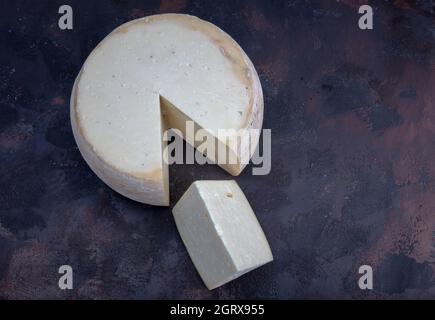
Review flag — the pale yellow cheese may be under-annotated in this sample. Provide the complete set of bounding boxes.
[70,14,263,206]
[172,180,273,290]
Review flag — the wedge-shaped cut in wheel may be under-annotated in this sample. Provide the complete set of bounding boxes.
[70,14,263,206]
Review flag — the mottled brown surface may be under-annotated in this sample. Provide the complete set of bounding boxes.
[0,0,434,299]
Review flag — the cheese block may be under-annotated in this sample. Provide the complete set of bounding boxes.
[172,180,273,290]
[70,14,263,206]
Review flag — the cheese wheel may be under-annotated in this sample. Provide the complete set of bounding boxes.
[70,14,263,206]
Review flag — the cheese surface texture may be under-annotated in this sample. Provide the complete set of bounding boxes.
[172,180,273,290]
[71,14,263,205]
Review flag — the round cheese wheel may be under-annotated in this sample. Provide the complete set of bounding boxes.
[70,14,263,206]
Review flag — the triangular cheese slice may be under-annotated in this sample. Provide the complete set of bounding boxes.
[70,14,263,206]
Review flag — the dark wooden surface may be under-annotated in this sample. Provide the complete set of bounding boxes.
[0,0,434,299]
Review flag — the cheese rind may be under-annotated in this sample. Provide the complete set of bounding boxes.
[71,14,263,206]
[172,180,273,290]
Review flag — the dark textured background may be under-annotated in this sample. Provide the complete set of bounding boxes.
[0,0,434,299]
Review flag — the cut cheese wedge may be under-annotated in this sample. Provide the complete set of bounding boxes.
[70,14,263,206]
[173,180,273,290]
